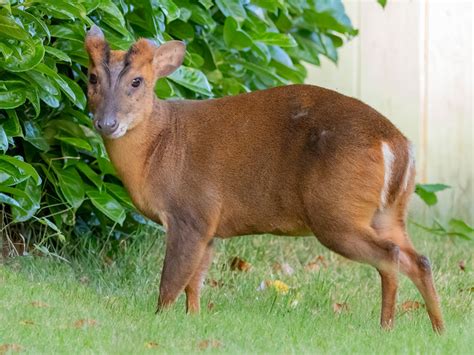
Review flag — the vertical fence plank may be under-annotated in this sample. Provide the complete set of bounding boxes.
[305,0,472,220]
[425,0,473,220]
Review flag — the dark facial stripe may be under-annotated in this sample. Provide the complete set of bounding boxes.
[115,46,136,87]
[102,43,111,85]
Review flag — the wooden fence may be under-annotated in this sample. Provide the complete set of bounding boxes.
[306,0,473,221]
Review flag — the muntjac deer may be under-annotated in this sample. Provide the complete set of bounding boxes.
[85,25,444,332]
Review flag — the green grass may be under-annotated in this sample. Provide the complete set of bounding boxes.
[1,228,473,354]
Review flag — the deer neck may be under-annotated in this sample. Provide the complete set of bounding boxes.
[103,99,169,200]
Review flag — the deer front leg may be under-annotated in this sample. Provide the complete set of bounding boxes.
[156,218,213,312]
[185,240,214,314]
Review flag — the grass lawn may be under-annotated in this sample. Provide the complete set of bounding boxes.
[1,227,473,354]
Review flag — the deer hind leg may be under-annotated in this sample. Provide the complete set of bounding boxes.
[185,240,214,314]
[312,222,401,329]
[399,247,444,333]
[373,207,444,333]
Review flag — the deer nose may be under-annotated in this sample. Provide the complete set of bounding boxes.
[95,117,118,136]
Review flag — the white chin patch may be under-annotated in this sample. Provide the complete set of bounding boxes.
[108,125,127,139]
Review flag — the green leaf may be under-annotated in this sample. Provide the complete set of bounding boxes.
[99,0,131,37]
[52,165,85,209]
[80,0,102,13]
[0,39,45,72]
[55,137,93,151]
[35,63,84,109]
[0,186,29,199]
[11,178,42,222]
[155,78,174,98]
[23,120,50,151]
[0,85,26,109]
[215,0,247,21]
[415,188,437,206]
[168,20,194,41]
[0,14,29,40]
[378,0,387,8]
[0,0,11,13]
[159,0,181,23]
[24,88,41,118]
[0,159,28,186]
[253,32,297,47]
[2,110,23,137]
[321,33,337,62]
[20,69,61,108]
[76,161,103,189]
[0,155,41,185]
[235,59,285,84]
[415,183,450,206]
[44,46,72,63]
[11,7,51,41]
[251,0,281,12]
[169,66,213,96]
[48,119,87,138]
[415,184,450,206]
[189,3,216,29]
[0,192,21,208]
[86,188,126,225]
[416,183,450,193]
[288,33,323,65]
[35,0,87,21]
[105,182,135,210]
[224,17,253,50]
[0,42,13,59]
[97,157,116,176]
[49,24,85,43]
[413,218,473,241]
[37,216,62,233]
[198,0,213,9]
[448,219,474,240]
[0,125,8,153]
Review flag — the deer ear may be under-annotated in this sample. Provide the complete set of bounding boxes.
[153,41,186,77]
[85,25,109,65]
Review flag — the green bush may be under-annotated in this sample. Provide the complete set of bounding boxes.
[0,0,357,242]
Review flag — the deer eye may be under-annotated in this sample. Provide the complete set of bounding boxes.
[89,73,98,85]
[131,77,142,88]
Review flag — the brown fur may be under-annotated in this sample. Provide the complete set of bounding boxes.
[85,27,444,333]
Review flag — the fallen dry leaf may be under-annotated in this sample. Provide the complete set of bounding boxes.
[273,262,294,276]
[144,342,159,349]
[400,300,424,312]
[103,256,114,266]
[304,255,328,272]
[19,320,35,326]
[0,344,23,353]
[207,302,215,310]
[230,257,251,272]
[73,319,98,328]
[458,260,466,271]
[198,339,222,350]
[207,279,223,288]
[79,275,90,284]
[332,302,350,314]
[30,301,49,308]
